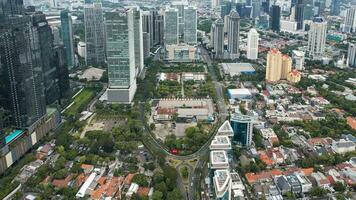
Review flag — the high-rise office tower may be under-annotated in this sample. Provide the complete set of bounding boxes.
[331,0,340,16]
[247,28,259,60]
[29,12,60,105]
[227,10,240,60]
[105,9,137,103]
[308,17,327,60]
[271,5,281,32]
[53,45,70,100]
[129,6,144,76]
[142,11,153,47]
[220,0,233,19]
[303,4,314,20]
[84,2,106,66]
[343,7,356,33]
[154,11,164,45]
[262,0,269,13]
[172,1,188,35]
[0,0,23,22]
[281,55,292,79]
[60,10,75,69]
[295,0,304,30]
[184,6,197,44]
[164,7,179,45]
[231,114,253,146]
[0,16,46,128]
[265,48,282,82]
[143,32,151,59]
[251,0,261,19]
[213,18,225,59]
[348,43,356,68]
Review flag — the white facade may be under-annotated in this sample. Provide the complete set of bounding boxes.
[210,136,232,150]
[292,50,305,70]
[213,170,232,200]
[280,20,298,33]
[77,42,86,58]
[348,43,356,68]
[343,6,356,33]
[247,28,259,60]
[308,17,327,60]
[210,150,229,169]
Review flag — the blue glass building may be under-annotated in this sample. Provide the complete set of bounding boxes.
[230,114,253,146]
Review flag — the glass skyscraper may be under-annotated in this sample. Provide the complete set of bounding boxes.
[184,6,197,44]
[106,9,137,103]
[270,5,281,32]
[164,7,179,45]
[230,114,253,146]
[60,10,75,69]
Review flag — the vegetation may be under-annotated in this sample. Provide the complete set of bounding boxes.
[180,166,189,179]
[165,124,211,155]
[157,80,181,98]
[297,151,356,168]
[64,87,99,117]
[197,18,213,33]
[132,174,149,187]
[160,64,205,73]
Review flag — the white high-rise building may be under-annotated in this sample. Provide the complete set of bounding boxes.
[308,17,327,60]
[213,18,225,59]
[247,28,259,60]
[184,6,197,44]
[343,6,356,33]
[211,0,221,9]
[227,9,240,60]
[164,7,179,45]
[292,50,305,70]
[348,43,356,68]
[84,3,106,66]
[105,9,137,103]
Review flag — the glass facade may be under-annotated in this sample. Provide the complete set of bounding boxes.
[230,114,253,146]
[164,8,179,45]
[60,10,75,68]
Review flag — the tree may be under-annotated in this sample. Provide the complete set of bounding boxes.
[180,167,189,179]
[152,191,164,200]
[167,188,183,200]
[333,182,346,192]
[132,174,149,187]
[310,187,327,197]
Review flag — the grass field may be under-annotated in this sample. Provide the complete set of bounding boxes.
[64,87,96,116]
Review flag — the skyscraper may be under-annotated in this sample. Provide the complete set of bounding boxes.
[172,1,188,35]
[60,10,75,69]
[271,5,281,32]
[348,43,356,68]
[251,0,261,19]
[262,0,270,13]
[142,11,153,47]
[84,2,106,66]
[29,12,60,105]
[154,11,164,45]
[164,7,179,45]
[0,16,46,128]
[129,6,144,76]
[247,28,259,60]
[184,6,197,44]
[143,32,151,59]
[294,0,304,30]
[227,10,240,60]
[265,48,282,82]
[230,114,253,146]
[105,9,137,103]
[213,18,225,59]
[343,7,356,33]
[308,17,327,60]
[330,0,340,16]
[303,4,314,20]
[0,0,23,22]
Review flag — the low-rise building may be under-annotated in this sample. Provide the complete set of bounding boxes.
[213,170,232,200]
[296,174,312,193]
[210,150,229,169]
[331,139,356,154]
[210,136,232,150]
[227,88,252,100]
[221,63,256,77]
[165,44,200,62]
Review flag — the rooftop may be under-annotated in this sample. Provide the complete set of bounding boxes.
[210,150,229,164]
